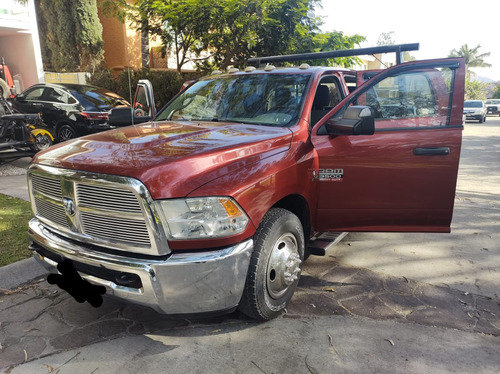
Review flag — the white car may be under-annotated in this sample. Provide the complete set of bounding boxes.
[463,100,487,123]
[485,99,500,116]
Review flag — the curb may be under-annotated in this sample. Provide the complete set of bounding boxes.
[0,257,48,291]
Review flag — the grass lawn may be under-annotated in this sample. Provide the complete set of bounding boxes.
[0,193,32,267]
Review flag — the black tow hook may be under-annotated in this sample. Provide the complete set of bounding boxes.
[47,259,106,308]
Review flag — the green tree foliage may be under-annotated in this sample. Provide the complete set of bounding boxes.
[492,83,500,99]
[449,44,491,80]
[449,44,492,101]
[117,0,365,72]
[35,0,104,72]
[465,79,490,100]
[89,68,200,108]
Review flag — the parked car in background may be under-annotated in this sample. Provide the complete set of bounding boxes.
[463,100,487,123]
[9,83,129,142]
[485,99,500,116]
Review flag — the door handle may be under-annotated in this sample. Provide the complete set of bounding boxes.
[413,147,450,156]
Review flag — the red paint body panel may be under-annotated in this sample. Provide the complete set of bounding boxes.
[312,127,462,232]
[33,120,293,199]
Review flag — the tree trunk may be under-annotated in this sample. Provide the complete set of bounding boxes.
[141,19,150,70]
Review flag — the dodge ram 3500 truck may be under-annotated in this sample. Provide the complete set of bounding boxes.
[27,44,466,320]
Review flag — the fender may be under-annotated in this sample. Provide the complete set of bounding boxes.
[30,128,54,141]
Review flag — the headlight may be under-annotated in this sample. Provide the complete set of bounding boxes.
[157,197,249,240]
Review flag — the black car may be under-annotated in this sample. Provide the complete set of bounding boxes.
[9,83,129,142]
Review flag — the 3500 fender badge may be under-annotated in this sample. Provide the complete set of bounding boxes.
[318,168,343,182]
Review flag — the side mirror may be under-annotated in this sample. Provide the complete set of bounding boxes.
[108,106,151,126]
[15,93,26,102]
[325,106,375,136]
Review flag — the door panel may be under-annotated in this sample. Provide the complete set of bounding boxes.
[311,58,465,233]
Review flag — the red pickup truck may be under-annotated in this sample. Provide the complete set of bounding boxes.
[27,44,465,320]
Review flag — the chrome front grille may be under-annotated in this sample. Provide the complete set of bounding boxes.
[76,183,143,213]
[80,211,151,245]
[28,165,169,256]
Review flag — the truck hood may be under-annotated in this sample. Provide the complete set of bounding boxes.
[34,121,293,198]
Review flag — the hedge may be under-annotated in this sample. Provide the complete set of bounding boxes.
[89,68,201,110]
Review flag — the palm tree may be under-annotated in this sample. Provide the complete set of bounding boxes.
[449,44,492,80]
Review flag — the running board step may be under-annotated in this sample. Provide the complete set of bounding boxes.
[307,232,348,256]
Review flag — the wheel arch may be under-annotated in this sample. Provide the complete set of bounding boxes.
[272,194,312,242]
[55,120,75,133]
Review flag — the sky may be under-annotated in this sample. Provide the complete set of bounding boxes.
[318,0,499,81]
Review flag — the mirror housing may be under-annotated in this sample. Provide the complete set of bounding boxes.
[15,93,26,102]
[325,106,375,136]
[108,106,151,127]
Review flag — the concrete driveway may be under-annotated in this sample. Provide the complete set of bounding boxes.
[1,119,499,373]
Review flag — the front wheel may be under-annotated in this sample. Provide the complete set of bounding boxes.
[239,208,304,320]
[30,133,53,152]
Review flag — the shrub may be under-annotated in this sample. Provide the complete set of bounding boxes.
[89,68,202,110]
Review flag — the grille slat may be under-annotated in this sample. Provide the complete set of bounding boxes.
[31,174,62,199]
[81,212,150,245]
[76,183,143,213]
[34,198,69,228]
[30,171,152,249]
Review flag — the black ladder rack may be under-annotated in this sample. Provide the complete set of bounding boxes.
[247,43,420,67]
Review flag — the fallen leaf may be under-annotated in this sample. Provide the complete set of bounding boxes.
[480,248,489,251]
[310,303,316,308]
[458,298,467,305]
[43,364,58,374]
[385,338,395,346]
[24,349,28,362]
[402,276,409,283]
[210,329,222,334]
[324,287,335,292]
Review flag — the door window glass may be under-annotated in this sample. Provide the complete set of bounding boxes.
[24,87,45,101]
[311,76,343,126]
[44,88,75,104]
[355,68,454,129]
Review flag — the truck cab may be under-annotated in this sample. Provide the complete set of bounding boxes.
[27,44,465,320]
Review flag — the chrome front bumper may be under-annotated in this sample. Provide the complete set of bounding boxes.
[29,218,253,315]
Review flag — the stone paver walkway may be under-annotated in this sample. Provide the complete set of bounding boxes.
[1,259,499,370]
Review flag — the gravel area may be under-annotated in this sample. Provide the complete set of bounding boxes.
[0,163,27,176]
[0,157,30,176]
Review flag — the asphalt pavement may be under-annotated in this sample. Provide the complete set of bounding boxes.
[1,120,499,373]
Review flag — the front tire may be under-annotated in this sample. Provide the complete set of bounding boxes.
[239,208,304,320]
[57,124,77,142]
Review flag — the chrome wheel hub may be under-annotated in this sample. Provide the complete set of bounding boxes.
[266,232,302,299]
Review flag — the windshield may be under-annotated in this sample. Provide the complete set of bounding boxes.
[156,73,311,127]
[485,99,500,105]
[464,101,483,108]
